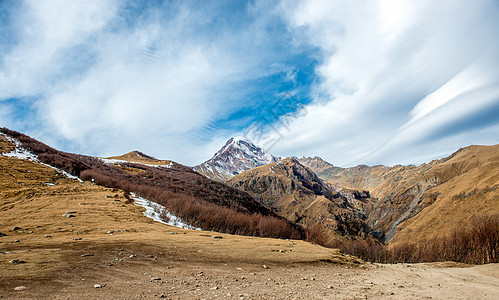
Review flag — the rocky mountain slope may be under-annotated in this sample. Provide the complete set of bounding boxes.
[298,156,344,179]
[301,145,499,244]
[194,137,279,181]
[227,157,373,239]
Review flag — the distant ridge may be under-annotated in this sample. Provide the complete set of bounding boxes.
[107,151,172,166]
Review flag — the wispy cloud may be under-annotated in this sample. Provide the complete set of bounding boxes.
[270,0,499,166]
[0,0,315,164]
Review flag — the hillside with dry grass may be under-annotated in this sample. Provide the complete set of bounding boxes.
[0,128,302,239]
[301,145,499,245]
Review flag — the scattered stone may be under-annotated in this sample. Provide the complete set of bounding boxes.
[62,214,74,218]
[328,285,334,289]
[151,277,161,281]
[45,234,51,238]
[236,267,243,271]
[14,286,27,291]
[210,286,219,290]
[10,259,27,264]
[106,231,113,234]
[81,253,94,257]
[169,232,177,234]
[212,236,223,239]
[74,238,82,241]
[129,254,136,258]
[12,226,21,231]
[263,265,269,269]
[0,232,7,237]
[15,240,20,243]
[94,284,102,288]
[66,211,76,214]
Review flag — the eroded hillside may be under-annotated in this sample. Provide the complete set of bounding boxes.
[302,145,499,244]
[228,158,373,240]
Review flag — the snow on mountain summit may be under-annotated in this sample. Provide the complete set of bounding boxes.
[194,137,280,181]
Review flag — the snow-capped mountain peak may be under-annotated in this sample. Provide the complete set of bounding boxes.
[194,137,279,181]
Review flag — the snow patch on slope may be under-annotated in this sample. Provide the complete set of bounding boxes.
[131,193,201,230]
[0,133,83,182]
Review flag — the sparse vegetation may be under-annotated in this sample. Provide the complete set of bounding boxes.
[307,215,499,264]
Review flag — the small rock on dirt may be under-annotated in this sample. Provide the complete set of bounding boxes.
[14,286,27,291]
[10,259,27,264]
[81,253,94,257]
[94,284,103,288]
[62,214,74,218]
[0,232,7,237]
[151,277,161,281]
[12,226,21,231]
[212,236,223,239]
[236,267,244,271]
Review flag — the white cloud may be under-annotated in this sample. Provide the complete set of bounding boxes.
[270,0,499,166]
[0,0,119,98]
[1,1,303,165]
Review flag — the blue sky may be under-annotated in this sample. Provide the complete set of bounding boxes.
[1,0,498,167]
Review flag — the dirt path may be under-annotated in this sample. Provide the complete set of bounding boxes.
[2,253,498,299]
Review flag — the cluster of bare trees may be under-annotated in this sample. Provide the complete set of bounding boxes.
[307,215,498,264]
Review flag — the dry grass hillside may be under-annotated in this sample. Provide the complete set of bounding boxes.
[388,145,499,246]
[107,151,173,166]
[303,145,498,244]
[228,158,373,240]
[0,128,302,239]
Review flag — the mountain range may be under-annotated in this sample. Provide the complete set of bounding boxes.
[197,136,498,246]
[1,127,498,248]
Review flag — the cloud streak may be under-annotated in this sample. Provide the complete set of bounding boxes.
[269,0,499,166]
